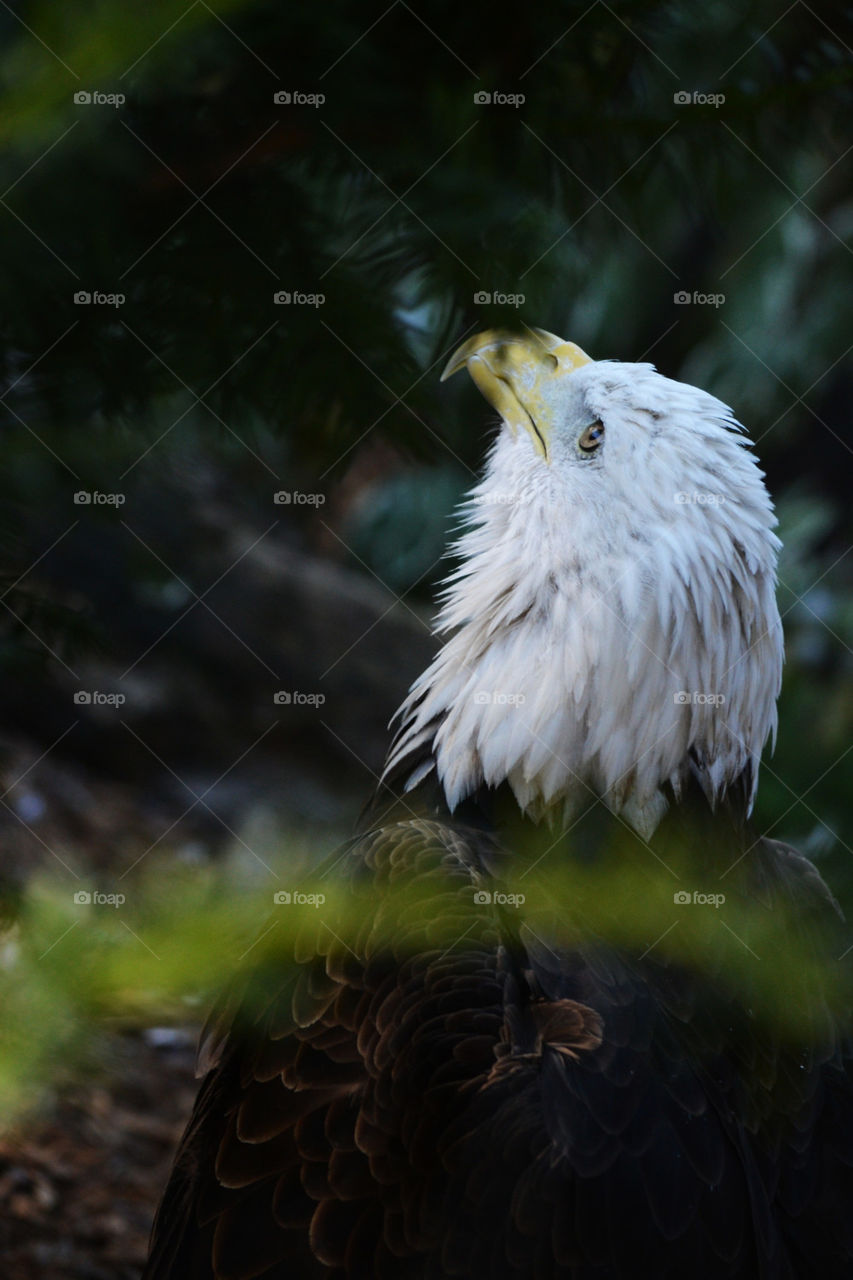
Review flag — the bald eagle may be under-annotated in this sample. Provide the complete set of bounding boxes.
[145,331,853,1279]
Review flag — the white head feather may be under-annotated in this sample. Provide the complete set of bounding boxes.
[383,331,783,839]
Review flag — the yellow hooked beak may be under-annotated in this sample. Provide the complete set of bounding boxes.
[440,327,593,460]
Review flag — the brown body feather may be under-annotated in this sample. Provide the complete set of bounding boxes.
[144,781,853,1279]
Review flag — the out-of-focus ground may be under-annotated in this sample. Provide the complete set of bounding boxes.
[0,1030,197,1280]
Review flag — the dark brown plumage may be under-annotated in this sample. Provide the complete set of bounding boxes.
[144,776,853,1279]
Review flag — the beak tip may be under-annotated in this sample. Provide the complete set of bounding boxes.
[439,352,471,382]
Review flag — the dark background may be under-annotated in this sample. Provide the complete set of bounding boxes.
[0,3,850,1274]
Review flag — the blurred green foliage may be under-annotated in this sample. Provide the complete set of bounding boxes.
[2,837,849,1120]
[0,0,850,1118]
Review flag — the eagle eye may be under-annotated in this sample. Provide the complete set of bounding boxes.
[578,419,605,453]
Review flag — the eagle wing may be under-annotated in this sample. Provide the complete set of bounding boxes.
[144,816,853,1280]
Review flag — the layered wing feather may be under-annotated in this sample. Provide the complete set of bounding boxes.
[145,803,853,1279]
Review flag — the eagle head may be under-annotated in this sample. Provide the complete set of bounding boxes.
[384,328,784,839]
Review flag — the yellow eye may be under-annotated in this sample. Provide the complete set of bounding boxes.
[578,419,605,453]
